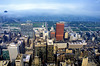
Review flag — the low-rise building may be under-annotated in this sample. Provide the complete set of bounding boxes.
[23,54,31,66]
[0,60,10,66]
[68,40,87,49]
[54,43,67,49]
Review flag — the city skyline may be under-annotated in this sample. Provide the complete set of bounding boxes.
[0,0,100,66]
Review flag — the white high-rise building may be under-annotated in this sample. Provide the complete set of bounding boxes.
[43,31,49,40]
[69,33,82,41]
[8,43,19,63]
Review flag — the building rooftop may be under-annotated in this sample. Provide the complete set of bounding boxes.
[0,60,10,66]
[16,54,23,60]
[21,23,33,26]
[47,39,53,45]
[68,40,87,45]
[23,54,31,62]
[57,22,65,24]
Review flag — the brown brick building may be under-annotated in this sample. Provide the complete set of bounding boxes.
[56,23,64,41]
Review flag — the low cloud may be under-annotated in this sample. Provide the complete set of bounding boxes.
[0,3,82,11]
[0,1,100,16]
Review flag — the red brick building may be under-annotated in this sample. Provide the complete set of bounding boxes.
[50,32,55,39]
[56,23,64,41]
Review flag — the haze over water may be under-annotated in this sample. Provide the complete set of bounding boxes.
[0,0,100,21]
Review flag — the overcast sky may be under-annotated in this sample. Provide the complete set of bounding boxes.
[0,0,100,16]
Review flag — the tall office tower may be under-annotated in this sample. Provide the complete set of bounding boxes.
[47,39,54,63]
[50,32,55,39]
[43,31,49,40]
[23,54,31,66]
[19,37,30,47]
[18,40,25,54]
[8,43,19,64]
[35,44,46,63]
[64,32,68,39]
[34,56,42,66]
[2,49,10,60]
[21,23,35,38]
[56,23,64,41]
[50,26,55,39]
[82,58,88,66]
[45,22,48,31]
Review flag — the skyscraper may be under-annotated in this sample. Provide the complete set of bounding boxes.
[50,32,55,39]
[47,39,54,63]
[64,32,68,39]
[8,43,19,65]
[15,54,24,66]
[56,23,64,41]
[50,26,55,39]
[2,49,10,60]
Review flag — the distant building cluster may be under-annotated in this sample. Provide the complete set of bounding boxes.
[0,21,100,66]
